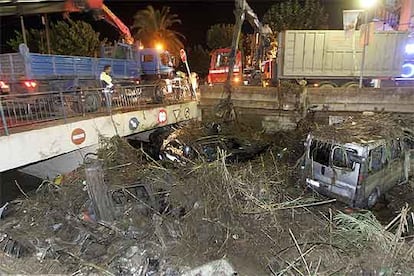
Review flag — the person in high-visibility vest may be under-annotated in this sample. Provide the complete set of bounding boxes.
[100,65,113,108]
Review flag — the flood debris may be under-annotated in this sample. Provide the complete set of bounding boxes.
[0,202,9,219]
[0,121,413,274]
[154,122,270,165]
[181,259,236,276]
[311,113,413,144]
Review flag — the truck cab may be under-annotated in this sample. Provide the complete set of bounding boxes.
[101,43,175,80]
[139,48,175,79]
[207,48,242,85]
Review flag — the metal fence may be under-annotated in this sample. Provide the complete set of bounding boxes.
[0,84,190,136]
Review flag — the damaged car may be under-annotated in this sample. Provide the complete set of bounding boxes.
[159,134,269,164]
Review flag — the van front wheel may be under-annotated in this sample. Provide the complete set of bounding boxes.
[366,189,379,209]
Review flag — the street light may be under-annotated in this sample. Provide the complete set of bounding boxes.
[155,43,164,52]
[360,0,377,9]
[359,0,377,88]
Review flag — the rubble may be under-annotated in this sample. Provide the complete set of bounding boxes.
[0,202,9,219]
[0,121,413,275]
[181,259,236,276]
[311,113,414,144]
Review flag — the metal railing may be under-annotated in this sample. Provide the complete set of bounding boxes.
[0,84,192,136]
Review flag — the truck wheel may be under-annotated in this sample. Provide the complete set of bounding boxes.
[342,82,359,89]
[366,188,379,209]
[319,82,337,89]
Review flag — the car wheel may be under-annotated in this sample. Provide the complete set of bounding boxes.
[366,188,379,209]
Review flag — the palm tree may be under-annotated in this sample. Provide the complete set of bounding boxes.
[132,6,185,55]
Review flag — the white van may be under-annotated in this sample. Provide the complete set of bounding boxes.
[302,134,412,208]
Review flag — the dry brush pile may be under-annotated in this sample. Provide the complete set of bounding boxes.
[311,113,414,144]
[1,122,414,275]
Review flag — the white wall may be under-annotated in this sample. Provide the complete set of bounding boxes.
[0,101,198,172]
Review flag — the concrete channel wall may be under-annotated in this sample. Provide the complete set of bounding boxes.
[199,85,414,132]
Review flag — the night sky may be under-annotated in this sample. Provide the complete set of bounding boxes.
[0,0,360,52]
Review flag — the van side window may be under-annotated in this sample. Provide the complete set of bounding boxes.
[369,146,384,173]
[310,141,331,167]
[332,147,357,169]
[390,140,401,160]
[332,148,348,168]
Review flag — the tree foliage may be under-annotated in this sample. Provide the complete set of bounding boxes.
[48,20,104,56]
[206,24,235,50]
[7,29,41,53]
[132,5,184,55]
[263,0,328,32]
[7,20,104,56]
[187,45,210,77]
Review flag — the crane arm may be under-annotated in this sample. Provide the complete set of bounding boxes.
[217,0,272,121]
[64,0,134,44]
[244,2,272,37]
[244,4,272,70]
[101,4,134,44]
[64,0,103,13]
[225,0,271,93]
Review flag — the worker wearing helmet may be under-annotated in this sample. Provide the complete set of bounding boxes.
[100,65,113,108]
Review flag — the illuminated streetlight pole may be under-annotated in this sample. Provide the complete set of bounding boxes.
[359,0,377,88]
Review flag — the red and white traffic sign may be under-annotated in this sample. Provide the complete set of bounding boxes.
[180,49,187,63]
[158,109,167,124]
[71,128,86,145]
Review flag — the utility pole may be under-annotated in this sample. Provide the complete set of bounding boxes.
[42,14,51,54]
[359,11,369,88]
[20,16,27,45]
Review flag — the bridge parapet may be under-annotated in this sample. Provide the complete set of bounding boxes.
[0,84,166,136]
[0,89,198,172]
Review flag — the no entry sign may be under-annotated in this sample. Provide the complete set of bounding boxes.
[158,109,167,124]
[180,49,187,63]
[71,128,86,145]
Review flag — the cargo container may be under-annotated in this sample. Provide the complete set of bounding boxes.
[276,30,408,87]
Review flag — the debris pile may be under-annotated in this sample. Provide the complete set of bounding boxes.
[312,113,414,144]
[0,122,413,275]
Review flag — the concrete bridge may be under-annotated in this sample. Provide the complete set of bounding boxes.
[0,88,199,186]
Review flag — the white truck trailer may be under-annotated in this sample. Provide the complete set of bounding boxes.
[276,30,408,87]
